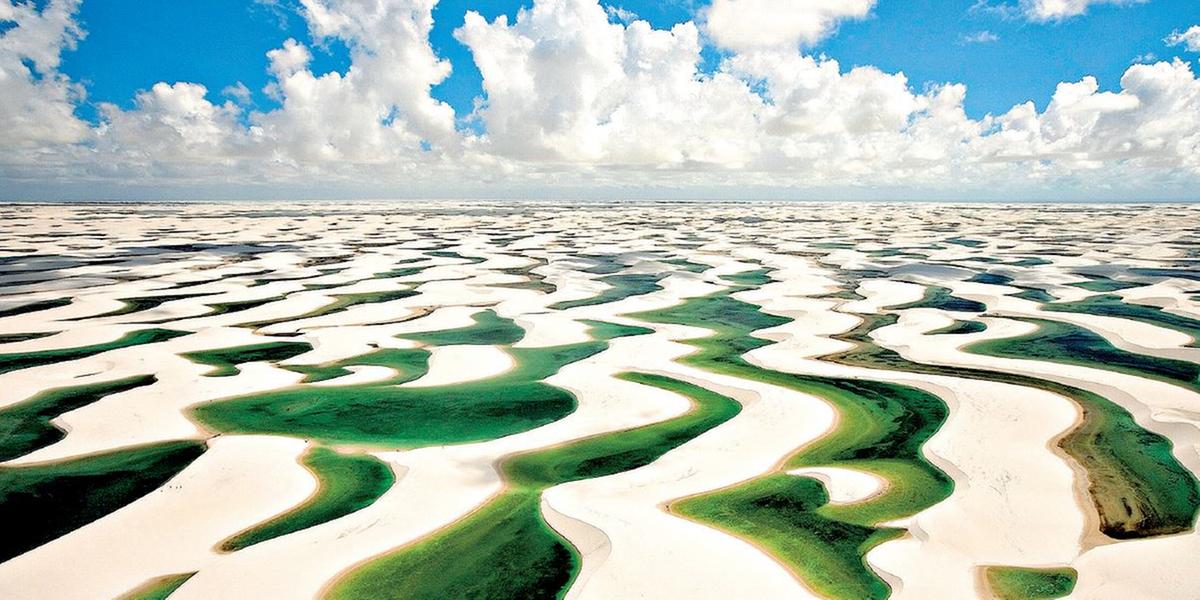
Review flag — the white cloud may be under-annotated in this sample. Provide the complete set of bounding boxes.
[447,0,1200,191]
[604,4,637,23]
[704,0,875,51]
[73,0,462,183]
[1020,0,1144,22]
[455,0,763,166]
[977,60,1200,177]
[0,0,89,149]
[2,0,1200,199]
[94,82,249,172]
[1167,25,1200,53]
[221,82,253,103]
[281,0,459,153]
[969,1,1022,20]
[725,50,983,183]
[961,30,1000,44]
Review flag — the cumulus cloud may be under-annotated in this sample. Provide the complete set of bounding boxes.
[0,0,89,149]
[1167,25,1200,53]
[1,0,1199,199]
[452,0,1199,189]
[251,0,459,164]
[725,50,984,184]
[60,0,462,184]
[221,82,253,104]
[704,0,875,51]
[455,0,762,166]
[301,0,456,146]
[977,60,1200,178]
[604,4,637,23]
[96,82,248,166]
[1020,0,1144,22]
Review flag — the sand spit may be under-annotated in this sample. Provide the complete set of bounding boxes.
[403,345,514,387]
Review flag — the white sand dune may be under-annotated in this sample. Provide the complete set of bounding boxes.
[539,281,834,600]
[546,364,830,599]
[2,328,306,465]
[879,311,1200,480]
[844,279,928,314]
[1070,531,1200,599]
[169,336,697,599]
[403,345,514,387]
[945,280,1200,362]
[787,467,888,505]
[741,284,1086,598]
[0,436,315,600]
[2,202,1198,600]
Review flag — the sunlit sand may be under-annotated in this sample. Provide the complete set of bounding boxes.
[0,202,1198,600]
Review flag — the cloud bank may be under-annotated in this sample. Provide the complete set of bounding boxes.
[1,0,1198,200]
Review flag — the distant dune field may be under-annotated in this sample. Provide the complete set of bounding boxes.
[0,201,1198,600]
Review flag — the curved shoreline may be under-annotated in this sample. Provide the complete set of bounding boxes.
[824,308,1200,542]
[626,275,954,600]
[322,371,742,600]
[218,447,394,553]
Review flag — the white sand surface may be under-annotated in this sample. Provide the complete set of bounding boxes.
[945,280,1200,362]
[742,284,1086,598]
[2,327,306,464]
[844,279,927,314]
[1070,531,1200,599]
[0,436,315,600]
[170,335,699,599]
[3,203,1199,599]
[404,345,514,387]
[787,467,889,505]
[510,311,595,347]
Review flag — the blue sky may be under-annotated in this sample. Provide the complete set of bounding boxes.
[59,0,708,126]
[4,0,1200,200]
[59,0,1200,124]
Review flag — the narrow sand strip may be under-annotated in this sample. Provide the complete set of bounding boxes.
[787,467,889,505]
[310,365,398,387]
[945,280,1200,362]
